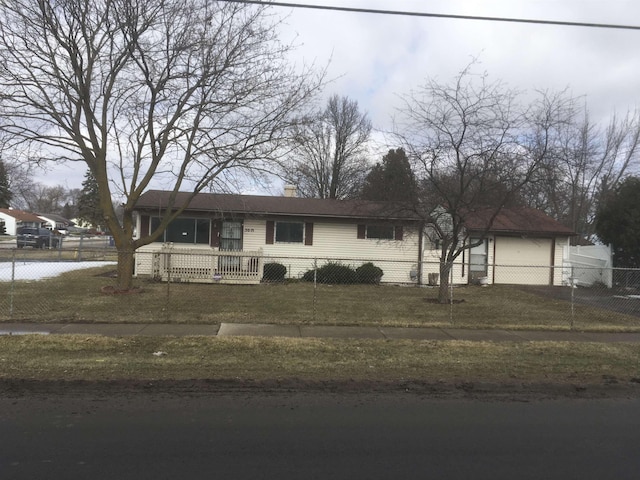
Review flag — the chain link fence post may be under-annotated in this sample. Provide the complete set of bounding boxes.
[313,258,318,323]
[449,265,454,325]
[570,265,575,330]
[77,234,84,261]
[9,249,16,320]
[165,251,172,322]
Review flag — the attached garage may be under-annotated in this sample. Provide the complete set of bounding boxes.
[493,236,553,285]
[463,207,575,286]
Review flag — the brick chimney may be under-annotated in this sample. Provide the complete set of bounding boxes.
[283,185,297,198]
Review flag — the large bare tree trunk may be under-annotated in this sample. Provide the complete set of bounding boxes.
[116,248,135,292]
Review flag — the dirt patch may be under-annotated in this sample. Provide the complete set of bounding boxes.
[2,378,639,402]
[95,269,118,278]
[100,285,144,294]
[424,298,465,304]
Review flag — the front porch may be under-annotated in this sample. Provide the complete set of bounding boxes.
[139,245,264,285]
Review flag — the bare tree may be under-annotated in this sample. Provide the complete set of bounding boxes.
[282,94,372,199]
[396,65,559,303]
[0,0,320,290]
[521,94,640,242]
[22,184,76,215]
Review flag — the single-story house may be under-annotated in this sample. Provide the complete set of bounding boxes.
[133,190,574,286]
[133,189,422,284]
[37,213,73,232]
[0,208,46,235]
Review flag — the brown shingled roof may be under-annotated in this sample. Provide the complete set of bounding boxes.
[135,190,418,221]
[0,208,45,223]
[464,207,575,236]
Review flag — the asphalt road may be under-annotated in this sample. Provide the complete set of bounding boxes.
[2,389,639,480]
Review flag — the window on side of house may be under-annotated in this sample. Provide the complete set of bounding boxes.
[366,225,395,240]
[275,221,304,243]
[358,224,404,241]
[151,217,210,244]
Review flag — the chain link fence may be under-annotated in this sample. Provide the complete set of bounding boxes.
[1,247,639,330]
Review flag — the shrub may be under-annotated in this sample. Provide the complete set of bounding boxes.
[356,262,384,284]
[262,262,287,282]
[302,262,357,284]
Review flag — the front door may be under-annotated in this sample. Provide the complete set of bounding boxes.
[469,238,488,281]
[219,221,243,272]
[220,221,242,251]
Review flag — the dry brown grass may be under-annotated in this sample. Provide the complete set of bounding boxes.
[1,335,639,384]
[0,265,639,331]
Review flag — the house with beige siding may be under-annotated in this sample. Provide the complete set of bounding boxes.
[132,190,574,286]
[133,190,422,284]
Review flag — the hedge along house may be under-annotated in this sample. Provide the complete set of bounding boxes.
[422,207,576,287]
[133,189,423,284]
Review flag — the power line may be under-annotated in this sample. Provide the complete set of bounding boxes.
[221,0,640,30]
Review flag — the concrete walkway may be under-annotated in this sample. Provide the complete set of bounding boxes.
[2,322,640,343]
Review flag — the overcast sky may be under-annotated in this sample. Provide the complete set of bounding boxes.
[37,0,640,193]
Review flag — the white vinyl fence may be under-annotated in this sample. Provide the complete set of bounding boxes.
[563,244,613,288]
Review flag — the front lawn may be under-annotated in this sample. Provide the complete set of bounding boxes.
[1,265,639,331]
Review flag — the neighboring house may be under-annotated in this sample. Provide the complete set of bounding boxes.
[133,189,422,284]
[0,208,46,235]
[133,190,574,286]
[37,213,73,232]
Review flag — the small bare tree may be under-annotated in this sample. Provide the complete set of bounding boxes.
[396,65,560,303]
[0,0,321,290]
[282,94,372,199]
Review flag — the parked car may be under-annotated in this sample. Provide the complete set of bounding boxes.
[16,227,62,249]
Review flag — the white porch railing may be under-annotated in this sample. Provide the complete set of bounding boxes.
[151,246,264,284]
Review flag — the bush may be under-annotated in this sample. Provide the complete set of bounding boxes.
[302,262,357,284]
[356,262,384,284]
[262,262,287,282]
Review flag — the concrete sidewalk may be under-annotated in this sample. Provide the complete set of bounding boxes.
[2,322,640,343]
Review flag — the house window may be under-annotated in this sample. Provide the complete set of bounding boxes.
[366,225,395,240]
[275,221,304,243]
[358,224,404,241]
[151,217,210,244]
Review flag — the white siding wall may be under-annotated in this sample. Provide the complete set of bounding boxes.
[244,219,421,284]
[421,247,467,285]
[0,215,18,235]
[135,218,421,284]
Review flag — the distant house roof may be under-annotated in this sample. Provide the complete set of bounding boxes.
[37,213,73,225]
[0,208,45,223]
[464,207,575,236]
[135,190,419,221]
